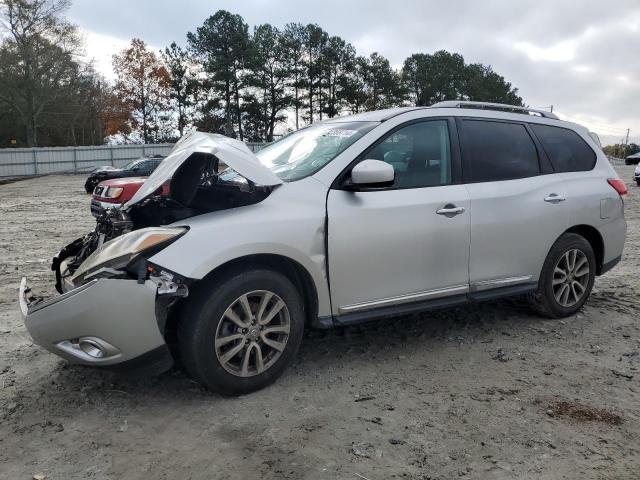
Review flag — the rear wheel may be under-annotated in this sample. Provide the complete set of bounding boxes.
[178,268,304,395]
[529,233,596,318]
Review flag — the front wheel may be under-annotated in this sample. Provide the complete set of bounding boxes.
[178,268,305,395]
[528,233,596,318]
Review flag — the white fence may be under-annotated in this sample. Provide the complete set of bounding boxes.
[0,142,267,178]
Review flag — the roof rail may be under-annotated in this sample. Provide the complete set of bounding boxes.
[431,100,559,120]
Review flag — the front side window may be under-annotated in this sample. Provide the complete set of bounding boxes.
[530,124,596,172]
[459,120,540,182]
[255,121,377,182]
[361,120,452,189]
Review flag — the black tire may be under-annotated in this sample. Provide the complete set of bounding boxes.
[178,267,305,395]
[528,233,596,318]
[636,179,640,187]
[85,179,97,193]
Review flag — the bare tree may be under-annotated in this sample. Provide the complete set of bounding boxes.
[0,0,81,146]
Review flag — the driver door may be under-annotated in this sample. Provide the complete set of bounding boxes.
[327,119,470,317]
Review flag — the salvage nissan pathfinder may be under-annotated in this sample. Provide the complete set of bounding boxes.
[20,101,627,394]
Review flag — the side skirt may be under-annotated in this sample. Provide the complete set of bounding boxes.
[320,283,537,329]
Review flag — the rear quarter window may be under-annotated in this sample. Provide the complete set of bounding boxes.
[530,124,596,172]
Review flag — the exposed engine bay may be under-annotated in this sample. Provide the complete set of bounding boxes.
[52,152,275,293]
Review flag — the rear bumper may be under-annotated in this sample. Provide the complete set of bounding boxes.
[20,277,172,375]
[597,212,626,271]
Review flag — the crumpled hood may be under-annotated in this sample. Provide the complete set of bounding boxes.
[124,132,281,207]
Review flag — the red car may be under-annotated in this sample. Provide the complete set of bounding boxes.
[91,177,169,217]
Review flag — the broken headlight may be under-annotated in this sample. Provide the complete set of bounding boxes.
[70,227,187,285]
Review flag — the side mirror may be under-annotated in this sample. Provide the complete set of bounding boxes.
[349,159,394,188]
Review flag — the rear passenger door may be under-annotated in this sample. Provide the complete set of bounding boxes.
[528,122,608,224]
[458,118,569,291]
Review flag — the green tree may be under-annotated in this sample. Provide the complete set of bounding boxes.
[602,143,639,158]
[363,52,404,110]
[187,10,250,140]
[320,35,356,118]
[282,22,306,130]
[244,24,292,142]
[401,50,522,106]
[303,24,328,123]
[341,55,370,114]
[463,63,522,105]
[162,41,198,137]
[402,50,465,106]
[402,53,430,106]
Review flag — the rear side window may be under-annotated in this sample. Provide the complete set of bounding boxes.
[459,120,540,183]
[530,124,596,172]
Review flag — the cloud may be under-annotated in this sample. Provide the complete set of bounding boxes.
[66,0,640,144]
[514,40,577,62]
[79,30,130,81]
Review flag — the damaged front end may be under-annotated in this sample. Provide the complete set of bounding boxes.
[52,208,135,293]
[52,133,281,294]
[20,132,282,374]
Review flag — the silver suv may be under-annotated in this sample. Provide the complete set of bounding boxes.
[20,101,627,394]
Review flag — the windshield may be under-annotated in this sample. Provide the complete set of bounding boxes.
[255,121,377,181]
[122,160,139,170]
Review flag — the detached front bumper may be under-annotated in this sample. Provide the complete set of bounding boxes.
[90,198,121,218]
[20,277,173,376]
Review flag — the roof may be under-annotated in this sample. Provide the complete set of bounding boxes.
[324,107,424,123]
[431,101,559,119]
[323,101,560,124]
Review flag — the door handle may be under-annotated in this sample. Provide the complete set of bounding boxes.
[544,193,566,203]
[436,204,465,217]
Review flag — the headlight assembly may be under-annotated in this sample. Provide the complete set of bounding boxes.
[104,187,123,199]
[70,227,187,285]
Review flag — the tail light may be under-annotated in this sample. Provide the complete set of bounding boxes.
[607,178,627,197]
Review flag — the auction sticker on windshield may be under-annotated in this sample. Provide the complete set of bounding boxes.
[324,129,357,137]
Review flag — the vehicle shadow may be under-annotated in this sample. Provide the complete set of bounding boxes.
[15,296,550,407]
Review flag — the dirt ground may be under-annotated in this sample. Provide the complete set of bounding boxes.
[1,168,639,480]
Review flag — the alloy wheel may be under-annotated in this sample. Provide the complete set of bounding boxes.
[214,290,290,377]
[552,248,590,307]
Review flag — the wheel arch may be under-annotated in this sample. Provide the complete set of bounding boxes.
[191,254,319,328]
[564,224,605,275]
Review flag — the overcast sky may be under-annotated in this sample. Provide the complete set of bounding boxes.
[67,0,640,145]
